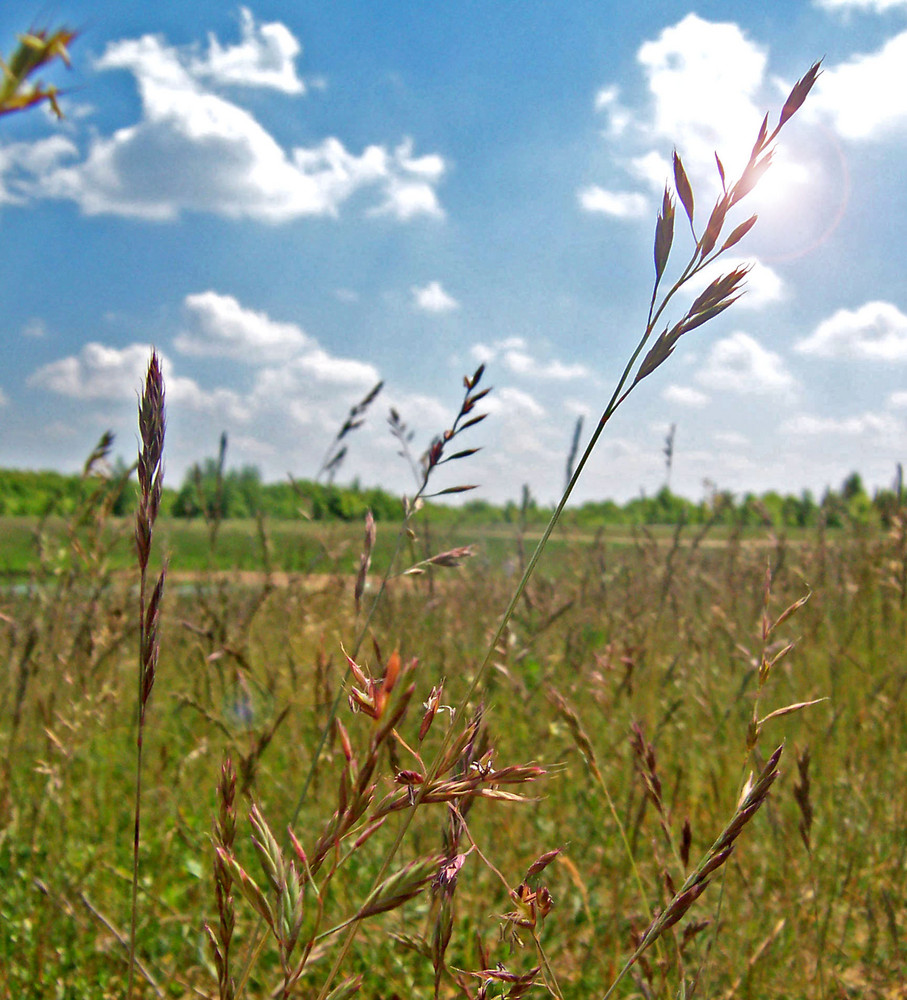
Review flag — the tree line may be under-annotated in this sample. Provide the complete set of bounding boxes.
[0,462,902,531]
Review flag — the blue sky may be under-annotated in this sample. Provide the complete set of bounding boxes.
[1,1,906,505]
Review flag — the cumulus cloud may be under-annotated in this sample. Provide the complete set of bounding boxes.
[637,14,768,168]
[783,412,901,437]
[11,19,444,223]
[808,32,907,139]
[370,140,446,220]
[291,349,378,386]
[0,136,76,204]
[662,384,709,408]
[25,341,240,414]
[581,15,814,223]
[29,290,381,421]
[470,337,523,364]
[190,7,305,93]
[485,386,545,419]
[578,185,648,218]
[470,337,590,380]
[696,331,797,395]
[174,291,379,389]
[815,0,907,12]
[412,281,459,313]
[794,301,907,360]
[28,342,164,401]
[176,291,310,361]
[25,319,388,486]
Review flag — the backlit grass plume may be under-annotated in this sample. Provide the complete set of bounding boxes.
[311,61,823,1000]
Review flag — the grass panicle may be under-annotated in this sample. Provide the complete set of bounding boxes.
[128,350,167,999]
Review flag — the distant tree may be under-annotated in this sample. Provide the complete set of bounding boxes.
[841,471,866,502]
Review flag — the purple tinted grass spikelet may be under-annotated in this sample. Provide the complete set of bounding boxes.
[205,756,237,1000]
[317,380,384,483]
[793,746,813,852]
[127,351,166,999]
[312,64,822,1000]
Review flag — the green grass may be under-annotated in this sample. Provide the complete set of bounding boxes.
[2,513,906,998]
[0,513,821,580]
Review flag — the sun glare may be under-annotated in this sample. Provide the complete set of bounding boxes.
[732,126,850,262]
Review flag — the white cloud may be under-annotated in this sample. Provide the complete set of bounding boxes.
[470,336,524,362]
[697,331,797,395]
[683,257,785,311]
[28,342,161,400]
[29,289,380,425]
[469,337,588,380]
[578,185,648,218]
[175,292,380,387]
[594,85,632,135]
[190,8,305,93]
[0,388,8,407]
[889,391,907,408]
[22,312,396,487]
[663,384,709,408]
[14,27,444,223]
[25,342,221,411]
[713,430,749,447]
[581,15,815,226]
[175,291,310,361]
[412,281,459,313]
[795,301,907,360]
[292,349,378,386]
[485,386,545,418]
[392,138,445,180]
[628,151,673,194]
[815,0,907,11]
[783,412,901,437]
[369,139,446,220]
[638,15,767,162]
[0,136,76,204]
[22,318,47,339]
[595,85,620,111]
[503,349,589,380]
[809,32,907,139]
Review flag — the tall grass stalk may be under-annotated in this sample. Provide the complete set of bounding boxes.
[314,61,823,1000]
[127,352,166,998]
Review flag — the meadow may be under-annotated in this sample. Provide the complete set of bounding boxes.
[2,461,906,998]
[5,42,902,1000]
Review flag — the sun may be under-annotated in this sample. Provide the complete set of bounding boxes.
[742,127,850,262]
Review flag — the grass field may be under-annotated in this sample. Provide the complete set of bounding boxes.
[2,504,905,998]
[4,57,896,999]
